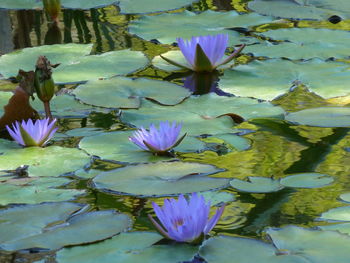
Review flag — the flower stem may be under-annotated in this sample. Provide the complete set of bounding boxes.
[43,101,53,120]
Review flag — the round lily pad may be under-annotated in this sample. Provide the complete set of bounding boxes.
[280,173,334,188]
[0,176,85,205]
[65,128,104,137]
[32,94,110,118]
[0,140,91,177]
[200,191,235,206]
[129,10,274,44]
[79,130,206,164]
[92,161,229,197]
[230,177,283,193]
[319,206,350,222]
[246,28,350,60]
[248,0,345,20]
[319,223,350,235]
[340,193,350,203]
[53,50,149,84]
[199,235,309,263]
[267,225,350,263]
[0,44,92,79]
[207,134,251,151]
[1,209,132,251]
[0,202,84,245]
[121,94,285,136]
[285,107,350,127]
[219,59,350,100]
[73,77,191,109]
[56,232,197,263]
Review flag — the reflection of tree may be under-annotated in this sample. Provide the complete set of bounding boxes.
[13,10,36,49]
[0,10,14,54]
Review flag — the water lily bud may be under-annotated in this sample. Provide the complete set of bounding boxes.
[43,0,61,21]
[34,56,56,103]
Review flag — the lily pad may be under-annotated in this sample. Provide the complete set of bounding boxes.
[319,206,350,222]
[0,139,91,177]
[32,94,110,118]
[285,107,350,127]
[340,193,350,203]
[73,77,190,109]
[1,209,132,251]
[129,10,274,44]
[280,173,334,188]
[92,161,229,197]
[65,128,104,137]
[267,225,350,263]
[0,44,92,79]
[209,134,251,151]
[0,91,12,116]
[319,223,350,235]
[230,177,284,193]
[246,28,350,60]
[61,0,118,9]
[219,59,350,100]
[79,130,206,164]
[53,50,148,84]
[56,232,197,263]
[199,235,309,263]
[121,94,285,136]
[0,202,83,245]
[0,176,85,205]
[200,191,235,206]
[248,0,345,20]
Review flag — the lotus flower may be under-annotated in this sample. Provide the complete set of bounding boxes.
[148,193,225,243]
[160,34,245,72]
[129,121,186,154]
[6,118,58,147]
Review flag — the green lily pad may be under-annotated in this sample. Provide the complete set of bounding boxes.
[199,235,309,263]
[32,94,110,118]
[246,28,350,60]
[0,140,91,177]
[0,91,12,116]
[285,107,350,127]
[280,173,334,188]
[129,10,274,44]
[0,176,85,205]
[319,223,350,235]
[267,225,350,263]
[65,128,104,137]
[117,0,197,14]
[209,134,251,151]
[200,191,235,206]
[0,44,92,79]
[92,161,229,197]
[340,193,350,203]
[319,206,350,222]
[219,59,350,100]
[230,177,284,193]
[248,0,345,20]
[73,77,190,109]
[121,94,285,136]
[1,209,132,251]
[0,202,83,245]
[53,50,148,84]
[61,0,118,9]
[79,130,206,164]
[56,232,197,263]
[0,0,43,10]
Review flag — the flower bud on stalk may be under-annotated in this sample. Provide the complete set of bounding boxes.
[43,0,61,22]
[34,56,57,119]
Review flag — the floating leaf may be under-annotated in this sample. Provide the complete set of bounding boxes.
[340,193,350,203]
[0,177,85,205]
[92,161,229,197]
[200,235,309,263]
[319,206,350,222]
[319,223,350,235]
[1,209,132,251]
[79,130,206,164]
[230,177,284,193]
[56,232,197,263]
[0,139,91,177]
[280,173,334,188]
[200,191,235,206]
[0,44,92,79]
[285,107,350,127]
[246,28,350,60]
[129,10,274,44]
[219,59,350,100]
[121,94,285,136]
[73,77,190,109]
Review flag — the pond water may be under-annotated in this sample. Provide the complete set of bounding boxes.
[1,0,350,262]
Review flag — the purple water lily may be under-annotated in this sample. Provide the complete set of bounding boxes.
[6,118,58,147]
[161,34,245,72]
[129,121,186,154]
[148,193,225,243]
